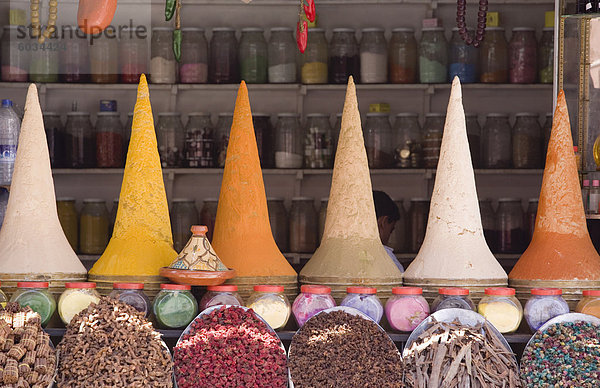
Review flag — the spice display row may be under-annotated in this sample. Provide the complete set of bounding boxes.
[1,24,553,85]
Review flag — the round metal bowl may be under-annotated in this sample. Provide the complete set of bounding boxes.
[524,312,600,350]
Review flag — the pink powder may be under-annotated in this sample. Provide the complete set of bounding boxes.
[385,295,430,332]
[180,63,207,84]
[1,66,28,82]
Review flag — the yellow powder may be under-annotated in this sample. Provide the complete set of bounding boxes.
[478,301,522,333]
[249,299,290,330]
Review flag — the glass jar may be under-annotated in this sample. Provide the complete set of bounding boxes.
[388,28,417,84]
[394,113,422,168]
[423,113,445,169]
[275,113,303,168]
[316,198,327,244]
[329,28,360,84]
[153,284,198,329]
[509,28,537,84]
[120,26,148,84]
[156,112,185,167]
[449,28,478,83]
[289,197,317,253]
[524,288,569,331]
[465,114,481,168]
[215,112,234,167]
[58,282,101,325]
[150,27,176,84]
[360,28,387,84]
[542,112,552,161]
[1,25,29,82]
[43,112,65,168]
[576,290,600,319]
[409,198,429,253]
[170,199,199,252]
[185,113,214,167]
[292,285,336,327]
[109,198,118,235]
[480,27,508,83]
[79,199,109,255]
[304,113,333,169]
[365,113,394,168]
[0,282,7,308]
[388,200,408,253]
[90,26,119,83]
[124,112,133,159]
[267,198,289,252]
[496,198,525,254]
[95,112,123,168]
[512,113,542,169]
[65,112,95,168]
[180,28,208,84]
[526,198,538,243]
[341,287,384,323]
[253,113,273,167]
[538,28,553,84]
[333,113,342,154]
[10,282,56,327]
[29,35,59,83]
[209,28,239,84]
[200,198,218,241]
[301,28,328,84]
[60,26,90,82]
[479,199,497,252]
[419,27,448,84]
[385,287,430,332]
[239,28,267,84]
[247,285,291,330]
[431,288,476,312]
[199,285,244,310]
[109,283,151,316]
[478,287,523,333]
[268,27,296,83]
[57,198,79,252]
[481,113,512,168]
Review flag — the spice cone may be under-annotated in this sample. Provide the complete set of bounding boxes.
[299,77,403,289]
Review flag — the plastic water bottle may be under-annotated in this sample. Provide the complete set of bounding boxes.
[0,99,21,186]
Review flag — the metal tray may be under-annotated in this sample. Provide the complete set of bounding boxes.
[524,312,600,350]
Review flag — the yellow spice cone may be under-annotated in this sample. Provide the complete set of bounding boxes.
[89,74,177,277]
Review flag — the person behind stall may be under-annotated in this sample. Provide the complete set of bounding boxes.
[373,190,404,272]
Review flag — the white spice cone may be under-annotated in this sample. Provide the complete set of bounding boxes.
[404,77,506,282]
[0,84,86,276]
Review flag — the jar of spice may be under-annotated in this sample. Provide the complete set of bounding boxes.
[43,112,65,168]
[423,113,445,168]
[109,283,151,316]
[509,28,537,84]
[542,112,552,161]
[65,112,95,168]
[215,112,234,167]
[156,112,185,168]
[512,113,542,169]
[275,113,303,168]
[477,287,523,333]
[481,113,512,168]
[318,198,327,243]
[329,28,360,84]
[109,198,118,235]
[153,284,198,329]
[360,28,387,84]
[538,28,554,84]
[409,198,429,253]
[365,113,394,168]
[171,199,199,253]
[199,285,244,311]
[388,28,417,84]
[239,28,268,84]
[267,198,289,252]
[124,112,133,158]
[200,198,218,241]
[1,25,29,82]
[525,198,538,243]
[292,285,336,327]
[524,288,569,331]
[419,27,448,84]
[479,199,497,252]
[247,285,291,330]
[10,282,56,327]
[209,28,239,84]
[80,199,109,254]
[58,282,101,325]
[60,26,90,82]
[180,28,208,84]
[431,288,476,312]
[150,27,176,84]
[95,112,123,168]
[90,26,119,83]
[289,197,318,253]
[301,28,328,84]
[185,113,214,167]
[576,290,600,319]
[449,28,478,83]
[268,27,297,83]
[385,287,430,332]
[30,35,59,83]
[253,113,273,167]
[119,26,148,84]
[341,287,384,323]
[304,113,333,169]
[465,114,481,168]
[57,198,79,252]
[496,198,525,254]
[394,113,422,168]
[479,27,508,83]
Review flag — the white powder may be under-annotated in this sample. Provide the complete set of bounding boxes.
[275,152,303,168]
[150,57,177,84]
[268,63,297,83]
[360,52,387,84]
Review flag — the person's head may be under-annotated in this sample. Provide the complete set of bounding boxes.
[373,191,400,245]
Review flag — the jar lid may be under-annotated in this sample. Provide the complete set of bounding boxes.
[392,287,422,295]
[392,27,414,32]
[347,286,377,294]
[361,27,384,33]
[267,197,285,201]
[531,288,562,296]
[113,283,144,290]
[486,113,509,117]
[306,113,330,117]
[528,198,539,202]
[67,112,90,116]
[18,282,49,288]
[291,197,314,201]
[512,27,535,31]
[253,112,270,117]
[439,287,469,296]
[188,112,209,116]
[320,197,329,202]
[332,28,355,33]
[203,197,219,202]
[410,197,430,202]
[486,27,505,31]
[335,113,343,117]
[213,27,235,32]
[396,113,418,117]
[172,198,195,203]
[97,112,120,116]
[583,290,600,297]
[182,27,204,32]
[207,285,238,292]
[161,283,191,291]
[422,27,444,31]
[152,27,174,31]
[498,197,521,202]
[57,197,76,201]
[301,285,331,294]
[65,282,97,289]
[254,285,284,293]
[515,112,539,117]
[366,112,389,117]
[278,113,299,117]
[43,112,60,116]
[308,28,325,33]
[484,287,515,296]
[158,112,181,116]
[83,198,105,203]
[271,27,293,32]
[425,113,444,117]
[218,112,234,117]
[242,27,264,32]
